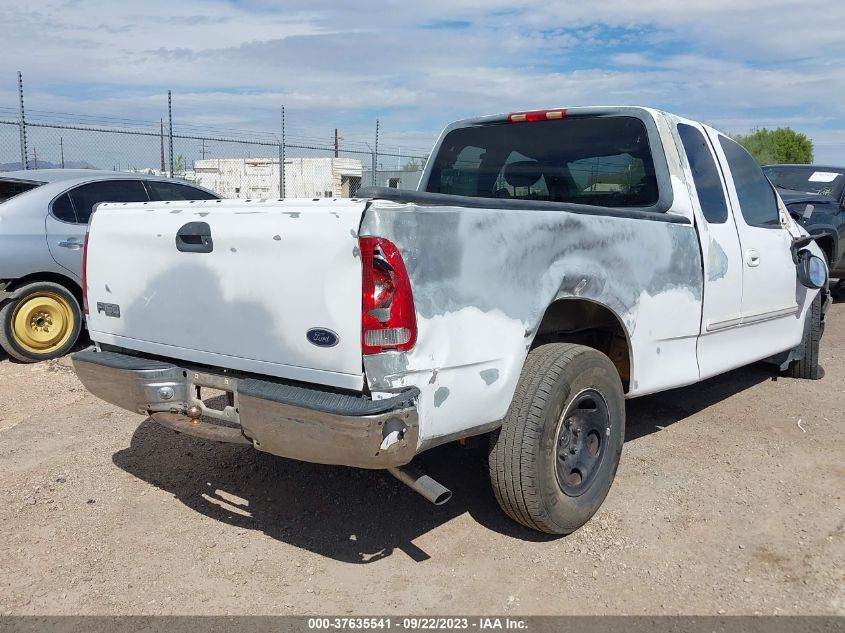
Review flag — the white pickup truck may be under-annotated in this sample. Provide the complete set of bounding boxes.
[72,107,830,534]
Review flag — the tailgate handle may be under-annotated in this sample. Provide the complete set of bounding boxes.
[175,222,213,253]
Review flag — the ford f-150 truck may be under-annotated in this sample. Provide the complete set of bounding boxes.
[72,107,830,535]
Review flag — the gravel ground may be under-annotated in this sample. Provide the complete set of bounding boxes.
[1,299,843,616]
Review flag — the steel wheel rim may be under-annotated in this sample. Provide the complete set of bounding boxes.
[554,388,611,497]
[11,292,74,354]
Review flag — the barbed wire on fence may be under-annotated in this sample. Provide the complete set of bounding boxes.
[0,114,430,198]
[1,77,431,198]
[0,106,430,156]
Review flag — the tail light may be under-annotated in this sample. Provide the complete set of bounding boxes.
[81,231,90,315]
[360,237,416,354]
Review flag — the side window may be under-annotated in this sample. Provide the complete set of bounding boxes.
[718,136,779,227]
[146,180,218,201]
[68,180,149,224]
[51,193,77,223]
[678,124,728,223]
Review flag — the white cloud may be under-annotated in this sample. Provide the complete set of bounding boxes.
[0,0,843,159]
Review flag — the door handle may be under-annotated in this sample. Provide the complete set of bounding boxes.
[745,249,761,267]
[57,239,83,250]
[175,221,214,253]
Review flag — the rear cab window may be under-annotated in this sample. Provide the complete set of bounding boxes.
[0,179,42,204]
[426,116,660,209]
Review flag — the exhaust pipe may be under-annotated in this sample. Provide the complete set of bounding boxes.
[388,464,452,505]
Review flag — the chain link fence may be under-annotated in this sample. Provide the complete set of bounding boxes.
[0,83,429,200]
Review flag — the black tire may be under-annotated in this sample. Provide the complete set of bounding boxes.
[0,281,82,363]
[787,293,822,380]
[488,343,625,534]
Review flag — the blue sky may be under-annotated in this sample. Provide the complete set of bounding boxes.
[1,0,843,163]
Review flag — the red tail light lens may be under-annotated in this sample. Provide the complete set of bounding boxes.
[360,237,417,354]
[372,263,395,309]
[81,231,90,315]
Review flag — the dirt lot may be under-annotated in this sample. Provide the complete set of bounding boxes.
[1,301,843,616]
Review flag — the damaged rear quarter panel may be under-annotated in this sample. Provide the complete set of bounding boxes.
[361,200,703,447]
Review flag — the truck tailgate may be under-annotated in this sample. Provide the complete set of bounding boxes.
[85,198,367,390]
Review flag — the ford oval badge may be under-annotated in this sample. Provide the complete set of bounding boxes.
[306,328,339,348]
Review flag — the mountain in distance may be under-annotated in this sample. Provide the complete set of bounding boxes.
[0,160,99,171]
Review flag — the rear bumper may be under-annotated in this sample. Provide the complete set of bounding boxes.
[71,350,420,469]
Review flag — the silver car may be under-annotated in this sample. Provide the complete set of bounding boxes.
[0,169,219,362]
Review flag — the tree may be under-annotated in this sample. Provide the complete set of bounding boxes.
[402,157,427,171]
[733,127,813,165]
[173,154,186,175]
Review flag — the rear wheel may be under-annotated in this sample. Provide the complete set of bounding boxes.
[786,293,822,380]
[488,343,625,534]
[0,282,82,362]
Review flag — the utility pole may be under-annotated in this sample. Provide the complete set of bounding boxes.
[17,71,28,170]
[278,105,286,199]
[334,128,339,158]
[60,137,65,168]
[167,91,174,178]
[32,147,37,170]
[200,138,207,160]
[372,119,379,186]
[159,120,165,172]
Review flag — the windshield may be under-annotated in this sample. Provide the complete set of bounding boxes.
[0,178,42,203]
[426,116,659,208]
[762,165,845,199]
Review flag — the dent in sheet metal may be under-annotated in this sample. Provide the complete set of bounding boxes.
[361,200,704,444]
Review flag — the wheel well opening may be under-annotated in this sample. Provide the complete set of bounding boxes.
[5,273,83,308]
[533,299,631,392]
[814,236,834,266]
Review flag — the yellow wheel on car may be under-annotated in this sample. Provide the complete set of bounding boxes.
[11,292,75,354]
[0,282,83,363]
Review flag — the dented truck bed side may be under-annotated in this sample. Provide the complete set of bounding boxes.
[360,200,703,446]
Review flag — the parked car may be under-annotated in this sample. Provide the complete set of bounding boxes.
[72,107,829,534]
[0,170,219,362]
[762,164,845,279]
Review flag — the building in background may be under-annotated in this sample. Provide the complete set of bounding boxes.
[193,157,363,199]
[362,168,423,191]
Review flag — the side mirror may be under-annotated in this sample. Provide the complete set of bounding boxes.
[796,249,827,289]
